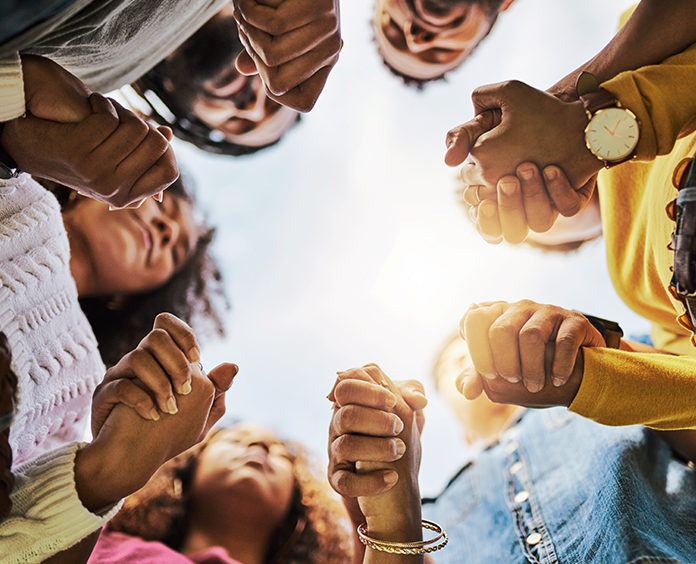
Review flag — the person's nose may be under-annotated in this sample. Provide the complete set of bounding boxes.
[403,20,436,53]
[247,440,271,453]
[152,213,179,253]
[235,77,268,122]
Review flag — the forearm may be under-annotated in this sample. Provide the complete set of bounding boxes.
[549,0,696,101]
[571,347,696,429]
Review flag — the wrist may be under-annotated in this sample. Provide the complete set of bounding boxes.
[74,436,158,512]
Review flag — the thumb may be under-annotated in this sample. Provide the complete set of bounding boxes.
[207,363,238,394]
[395,380,428,412]
[445,109,501,167]
[235,50,259,76]
[201,363,239,436]
[456,367,484,400]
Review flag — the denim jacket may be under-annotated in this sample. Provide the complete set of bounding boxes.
[422,408,696,564]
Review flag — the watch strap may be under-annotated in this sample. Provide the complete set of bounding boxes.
[581,88,621,119]
[580,313,624,349]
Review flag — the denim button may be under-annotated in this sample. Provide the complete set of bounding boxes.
[505,441,518,455]
[526,532,542,546]
[514,491,529,503]
[510,461,523,474]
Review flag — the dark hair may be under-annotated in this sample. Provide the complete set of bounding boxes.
[109,427,353,564]
[132,14,300,157]
[373,0,503,89]
[41,176,227,367]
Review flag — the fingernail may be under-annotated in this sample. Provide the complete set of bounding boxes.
[499,181,517,196]
[167,397,178,415]
[544,167,558,180]
[502,374,521,384]
[188,347,200,364]
[394,417,404,435]
[385,392,397,408]
[480,202,497,218]
[525,381,543,393]
[149,407,160,421]
[481,372,498,381]
[395,439,406,457]
[553,376,565,387]
[180,379,192,395]
[384,471,398,485]
[518,168,534,180]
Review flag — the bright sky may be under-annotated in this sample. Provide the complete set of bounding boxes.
[155,0,641,496]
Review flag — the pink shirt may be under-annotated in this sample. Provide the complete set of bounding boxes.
[90,529,242,564]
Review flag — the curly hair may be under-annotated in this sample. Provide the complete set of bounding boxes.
[39,175,228,367]
[109,427,353,564]
[372,0,503,90]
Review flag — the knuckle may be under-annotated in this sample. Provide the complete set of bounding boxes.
[518,325,544,347]
[489,321,517,343]
[147,328,170,346]
[155,312,176,326]
[155,157,179,189]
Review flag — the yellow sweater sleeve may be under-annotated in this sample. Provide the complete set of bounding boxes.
[602,42,696,161]
[569,346,696,430]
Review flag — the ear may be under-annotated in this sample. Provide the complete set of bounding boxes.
[499,0,517,12]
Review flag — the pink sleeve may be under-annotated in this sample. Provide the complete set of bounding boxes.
[89,529,195,564]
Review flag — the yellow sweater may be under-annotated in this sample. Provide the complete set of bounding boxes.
[568,44,696,430]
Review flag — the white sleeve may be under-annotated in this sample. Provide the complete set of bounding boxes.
[0,53,25,122]
[0,442,123,564]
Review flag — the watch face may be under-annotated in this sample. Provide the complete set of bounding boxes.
[585,107,639,162]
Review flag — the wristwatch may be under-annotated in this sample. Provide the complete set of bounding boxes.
[0,123,19,180]
[576,71,640,168]
[580,313,624,349]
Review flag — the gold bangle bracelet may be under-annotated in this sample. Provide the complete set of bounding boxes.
[357,519,448,555]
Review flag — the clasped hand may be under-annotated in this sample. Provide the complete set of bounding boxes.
[445,80,603,244]
[458,300,606,407]
[328,364,426,539]
[76,312,237,511]
[231,0,341,112]
[1,55,178,208]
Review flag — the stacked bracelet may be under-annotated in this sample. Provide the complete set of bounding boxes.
[357,519,448,555]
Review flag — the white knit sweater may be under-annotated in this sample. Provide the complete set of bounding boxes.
[0,174,117,564]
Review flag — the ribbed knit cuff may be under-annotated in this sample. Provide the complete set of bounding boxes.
[0,54,24,122]
[0,442,123,564]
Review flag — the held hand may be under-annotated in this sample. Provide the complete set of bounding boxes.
[445,81,603,242]
[91,313,202,437]
[462,163,597,244]
[75,361,237,512]
[231,0,341,112]
[457,341,584,409]
[461,300,605,393]
[328,365,426,535]
[1,56,178,208]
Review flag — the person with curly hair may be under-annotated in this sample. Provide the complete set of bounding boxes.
[44,174,226,368]
[0,164,226,563]
[90,423,353,564]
